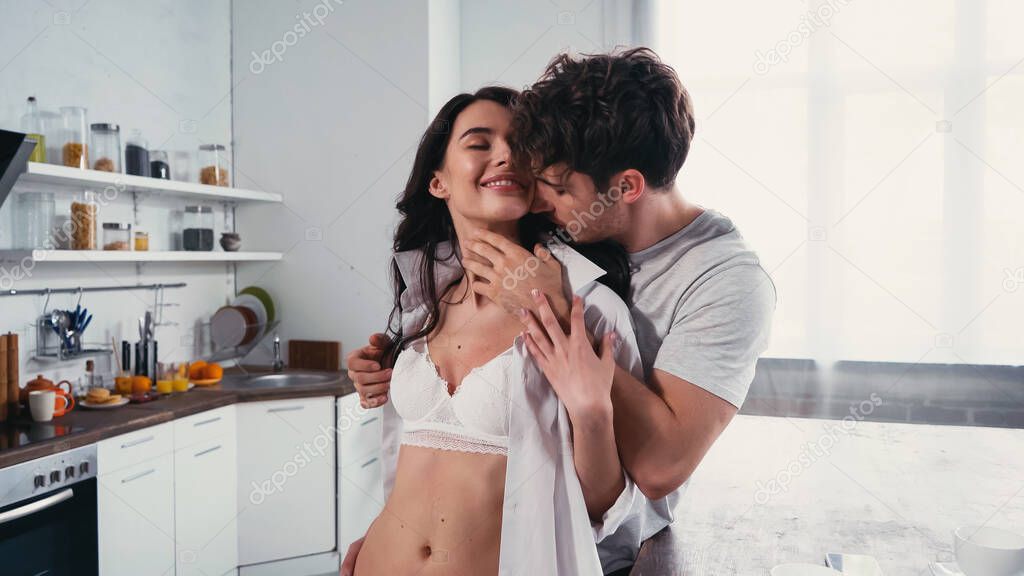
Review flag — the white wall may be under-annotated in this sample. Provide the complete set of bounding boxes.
[459,0,630,92]
[231,0,429,363]
[0,0,234,385]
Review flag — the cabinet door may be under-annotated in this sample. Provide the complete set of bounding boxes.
[175,436,238,576]
[338,450,383,553]
[236,397,335,565]
[98,453,176,576]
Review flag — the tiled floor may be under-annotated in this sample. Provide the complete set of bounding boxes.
[740,358,1024,429]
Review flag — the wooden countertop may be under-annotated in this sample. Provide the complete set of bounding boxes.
[0,370,354,469]
[630,414,1024,575]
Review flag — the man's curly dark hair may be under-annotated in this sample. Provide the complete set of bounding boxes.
[510,47,696,193]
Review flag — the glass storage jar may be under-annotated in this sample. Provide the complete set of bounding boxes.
[134,230,149,251]
[198,144,229,186]
[150,150,170,179]
[13,192,55,249]
[125,129,150,177]
[89,123,121,173]
[183,205,214,251]
[70,190,98,250]
[102,222,132,251]
[60,106,89,169]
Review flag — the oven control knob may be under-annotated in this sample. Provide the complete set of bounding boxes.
[64,466,75,480]
[33,474,46,489]
[79,461,90,476]
[49,470,61,484]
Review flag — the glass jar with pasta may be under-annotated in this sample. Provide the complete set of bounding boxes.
[70,190,98,250]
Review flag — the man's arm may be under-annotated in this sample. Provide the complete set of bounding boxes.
[609,365,736,500]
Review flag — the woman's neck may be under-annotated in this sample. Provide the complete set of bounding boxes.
[453,220,519,309]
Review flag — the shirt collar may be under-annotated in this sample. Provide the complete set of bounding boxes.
[393,239,606,299]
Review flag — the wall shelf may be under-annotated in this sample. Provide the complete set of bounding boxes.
[0,250,283,263]
[12,162,282,203]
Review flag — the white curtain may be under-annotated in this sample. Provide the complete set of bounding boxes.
[643,0,1023,367]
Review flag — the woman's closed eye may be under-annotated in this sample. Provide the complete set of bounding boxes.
[466,141,490,150]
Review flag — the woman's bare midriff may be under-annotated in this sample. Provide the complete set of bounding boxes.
[354,444,507,576]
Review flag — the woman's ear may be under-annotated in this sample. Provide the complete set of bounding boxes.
[429,172,449,200]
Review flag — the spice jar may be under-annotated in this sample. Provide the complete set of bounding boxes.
[198,144,229,186]
[150,150,170,180]
[21,96,46,163]
[89,123,121,172]
[183,205,214,251]
[102,222,131,251]
[60,106,89,169]
[134,230,149,251]
[70,190,98,250]
[125,130,150,177]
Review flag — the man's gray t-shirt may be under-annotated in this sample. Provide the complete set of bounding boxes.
[629,208,776,407]
[596,208,775,573]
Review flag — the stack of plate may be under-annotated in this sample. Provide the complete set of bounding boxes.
[210,286,276,350]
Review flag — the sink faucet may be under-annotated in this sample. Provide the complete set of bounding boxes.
[272,334,284,372]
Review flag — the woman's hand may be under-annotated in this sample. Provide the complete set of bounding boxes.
[521,292,617,418]
[464,229,569,325]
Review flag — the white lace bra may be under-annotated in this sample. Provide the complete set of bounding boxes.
[389,338,514,456]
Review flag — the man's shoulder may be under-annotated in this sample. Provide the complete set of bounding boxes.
[636,209,763,280]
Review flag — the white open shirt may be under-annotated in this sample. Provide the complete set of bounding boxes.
[379,241,676,575]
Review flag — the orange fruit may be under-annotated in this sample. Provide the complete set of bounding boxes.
[131,375,152,394]
[188,361,207,380]
[202,363,223,380]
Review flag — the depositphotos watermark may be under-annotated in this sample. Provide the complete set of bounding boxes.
[249,0,344,75]
[752,392,882,505]
[753,0,852,75]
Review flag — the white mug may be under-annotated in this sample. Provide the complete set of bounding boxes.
[29,390,62,422]
[955,525,1024,576]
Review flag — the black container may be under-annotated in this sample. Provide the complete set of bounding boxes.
[124,130,150,177]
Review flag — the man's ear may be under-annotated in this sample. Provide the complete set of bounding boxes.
[614,169,646,204]
[429,172,448,200]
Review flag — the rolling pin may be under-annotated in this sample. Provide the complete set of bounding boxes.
[6,333,18,418]
[0,334,7,421]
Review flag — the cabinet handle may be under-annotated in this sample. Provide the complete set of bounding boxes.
[267,406,304,413]
[121,468,156,484]
[360,416,379,426]
[361,457,378,468]
[193,416,222,427]
[121,435,154,449]
[195,445,222,458]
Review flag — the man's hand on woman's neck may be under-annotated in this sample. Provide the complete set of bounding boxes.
[455,221,519,310]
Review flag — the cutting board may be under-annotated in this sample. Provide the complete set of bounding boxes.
[288,340,341,372]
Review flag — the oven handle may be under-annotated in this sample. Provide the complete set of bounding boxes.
[0,488,74,525]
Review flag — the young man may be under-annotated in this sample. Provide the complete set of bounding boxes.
[345,48,775,576]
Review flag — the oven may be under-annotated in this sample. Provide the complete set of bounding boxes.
[0,444,98,576]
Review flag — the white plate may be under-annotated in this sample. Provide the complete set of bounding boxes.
[80,397,130,409]
[770,564,840,576]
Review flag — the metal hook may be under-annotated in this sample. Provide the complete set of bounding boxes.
[75,286,84,309]
[42,288,52,316]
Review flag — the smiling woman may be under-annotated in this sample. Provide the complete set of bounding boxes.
[346,87,642,575]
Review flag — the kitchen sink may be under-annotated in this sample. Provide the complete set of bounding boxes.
[220,371,340,389]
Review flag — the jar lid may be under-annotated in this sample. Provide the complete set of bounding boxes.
[90,123,120,132]
[102,222,132,230]
[185,205,213,213]
[199,144,226,151]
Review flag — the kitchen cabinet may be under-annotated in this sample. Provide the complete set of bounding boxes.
[337,392,384,553]
[97,450,176,576]
[236,396,336,565]
[174,406,238,576]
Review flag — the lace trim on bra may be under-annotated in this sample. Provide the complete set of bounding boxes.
[401,428,507,456]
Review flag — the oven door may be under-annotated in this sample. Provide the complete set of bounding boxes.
[0,476,98,576]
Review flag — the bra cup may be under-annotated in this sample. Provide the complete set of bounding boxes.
[451,353,513,437]
[390,347,447,422]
